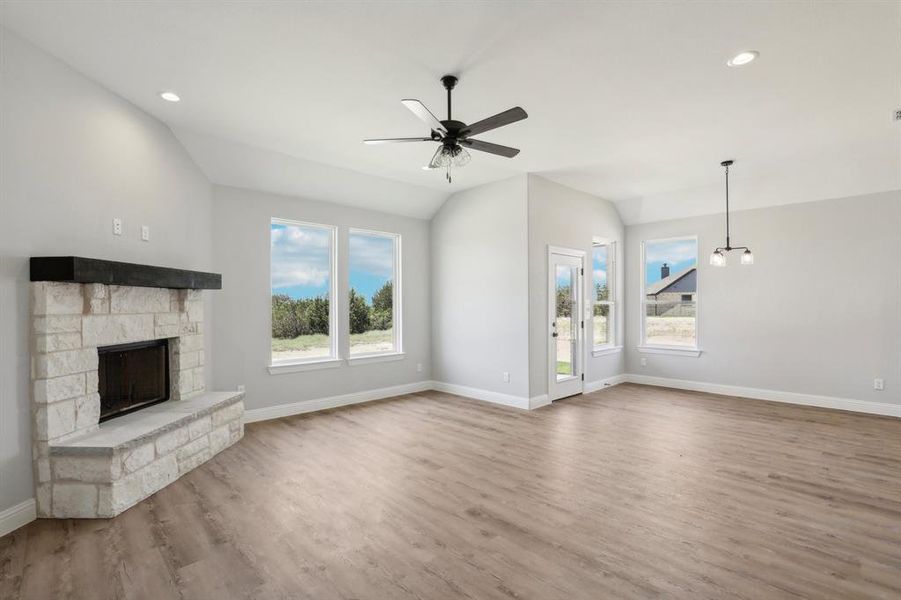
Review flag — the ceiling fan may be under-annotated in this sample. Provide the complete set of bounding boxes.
[364,75,527,182]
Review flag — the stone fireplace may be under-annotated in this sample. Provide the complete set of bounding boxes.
[30,257,244,519]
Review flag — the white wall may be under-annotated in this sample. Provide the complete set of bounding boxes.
[210,185,431,410]
[527,175,625,397]
[0,29,213,516]
[624,190,901,405]
[431,176,531,399]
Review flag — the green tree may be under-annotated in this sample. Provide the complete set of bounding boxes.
[372,281,393,312]
[556,286,572,318]
[349,289,371,334]
[271,294,330,338]
[271,294,299,338]
[308,296,329,335]
[370,280,393,330]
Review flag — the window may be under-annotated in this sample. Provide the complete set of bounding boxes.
[270,219,336,364]
[348,229,400,356]
[641,236,698,349]
[591,239,615,349]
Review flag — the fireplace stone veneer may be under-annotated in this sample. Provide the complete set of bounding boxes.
[31,281,243,518]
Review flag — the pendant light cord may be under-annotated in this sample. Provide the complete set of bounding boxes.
[724,163,731,250]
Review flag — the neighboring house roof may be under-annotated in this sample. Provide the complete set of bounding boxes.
[646,267,697,296]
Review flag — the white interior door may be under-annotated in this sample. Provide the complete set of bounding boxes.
[548,249,584,401]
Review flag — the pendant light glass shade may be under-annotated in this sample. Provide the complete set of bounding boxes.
[710,249,727,267]
[741,249,754,265]
[430,145,470,169]
[452,146,471,167]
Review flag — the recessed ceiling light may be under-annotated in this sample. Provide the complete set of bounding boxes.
[159,91,180,102]
[727,51,759,67]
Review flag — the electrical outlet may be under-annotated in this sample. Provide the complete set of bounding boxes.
[112,218,122,236]
[874,378,884,391]
[141,225,150,241]
[895,109,901,122]
[416,363,422,373]
[640,357,648,367]
[237,384,246,393]
[503,372,510,383]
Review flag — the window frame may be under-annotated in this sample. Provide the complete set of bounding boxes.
[639,235,701,356]
[591,238,617,353]
[269,217,339,369]
[347,227,402,360]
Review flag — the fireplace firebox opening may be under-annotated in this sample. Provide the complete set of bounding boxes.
[98,339,170,422]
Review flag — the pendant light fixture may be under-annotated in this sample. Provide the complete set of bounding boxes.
[710,160,753,267]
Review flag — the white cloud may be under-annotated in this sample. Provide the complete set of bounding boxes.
[349,232,395,279]
[593,268,607,284]
[645,239,696,264]
[271,223,331,290]
[271,266,329,289]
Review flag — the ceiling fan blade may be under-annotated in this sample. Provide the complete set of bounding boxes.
[460,107,527,138]
[459,138,520,158]
[401,99,447,135]
[364,137,433,145]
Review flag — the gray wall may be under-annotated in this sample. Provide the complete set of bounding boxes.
[527,175,625,397]
[0,29,213,515]
[210,185,431,408]
[624,190,901,405]
[431,176,530,398]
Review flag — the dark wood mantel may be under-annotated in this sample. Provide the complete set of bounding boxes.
[30,257,221,290]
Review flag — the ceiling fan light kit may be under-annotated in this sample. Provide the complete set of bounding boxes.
[364,74,527,183]
[710,160,754,267]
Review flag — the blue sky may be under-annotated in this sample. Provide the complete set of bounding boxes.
[645,239,697,285]
[592,245,608,290]
[348,231,394,299]
[270,223,394,301]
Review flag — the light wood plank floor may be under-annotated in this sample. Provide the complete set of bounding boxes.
[3,383,901,599]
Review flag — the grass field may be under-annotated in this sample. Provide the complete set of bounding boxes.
[271,328,394,361]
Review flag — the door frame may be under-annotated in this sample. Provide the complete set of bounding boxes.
[547,245,586,401]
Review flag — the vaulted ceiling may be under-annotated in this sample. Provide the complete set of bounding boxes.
[2,1,898,222]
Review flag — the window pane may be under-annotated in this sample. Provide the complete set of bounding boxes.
[592,242,612,347]
[593,303,610,346]
[644,238,697,347]
[592,245,609,302]
[270,221,332,362]
[555,265,575,379]
[349,231,397,355]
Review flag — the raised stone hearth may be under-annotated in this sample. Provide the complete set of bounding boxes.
[49,392,243,518]
[31,278,243,518]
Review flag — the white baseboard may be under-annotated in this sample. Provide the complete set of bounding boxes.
[624,374,901,418]
[243,380,433,423]
[431,381,531,410]
[245,371,899,426]
[529,394,550,409]
[584,374,628,393]
[0,498,36,538]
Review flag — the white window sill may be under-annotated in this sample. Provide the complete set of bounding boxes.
[348,352,405,366]
[592,345,623,357]
[268,358,343,375]
[637,345,701,358]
